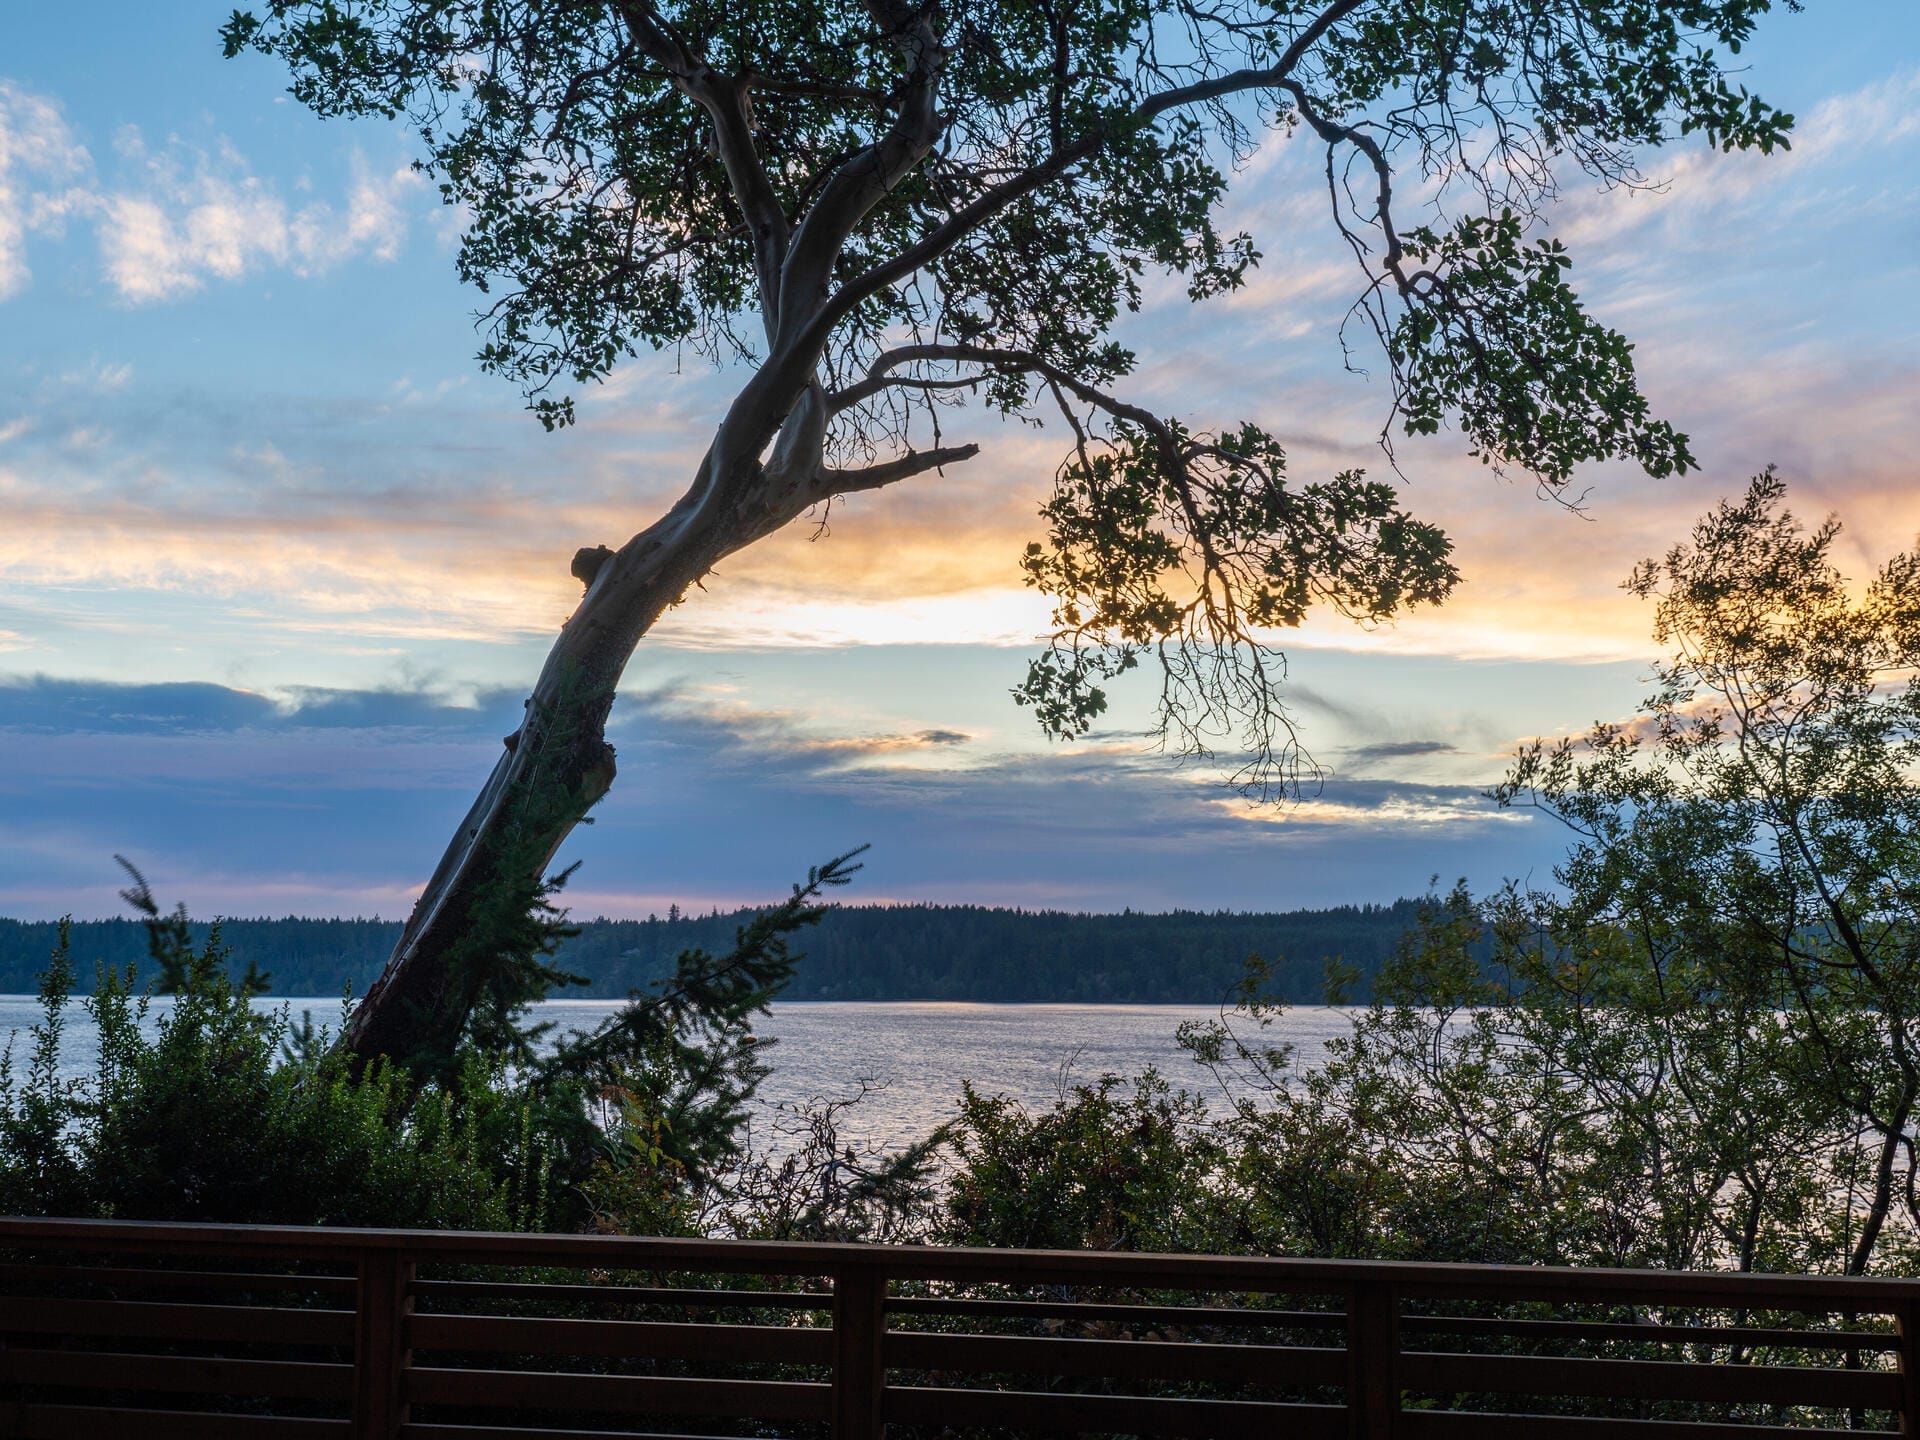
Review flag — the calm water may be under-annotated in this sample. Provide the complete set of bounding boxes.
[0,996,1356,1148]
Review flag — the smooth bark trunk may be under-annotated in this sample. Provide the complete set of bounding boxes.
[342,453,750,1067]
[340,2,951,1069]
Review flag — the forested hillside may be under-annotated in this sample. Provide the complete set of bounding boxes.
[0,901,1425,1003]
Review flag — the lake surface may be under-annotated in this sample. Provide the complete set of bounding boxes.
[0,996,1357,1149]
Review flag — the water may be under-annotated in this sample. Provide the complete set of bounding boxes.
[0,995,1357,1149]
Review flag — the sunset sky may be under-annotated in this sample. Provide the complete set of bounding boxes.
[1,3,1916,922]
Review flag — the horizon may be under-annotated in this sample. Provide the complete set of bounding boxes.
[0,892,1431,925]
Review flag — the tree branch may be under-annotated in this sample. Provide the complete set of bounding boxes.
[736,440,981,549]
[1276,78,1408,284]
[832,373,985,410]
[747,72,893,107]
[841,342,1165,431]
[613,1,791,339]
[820,442,982,497]
[844,343,1239,632]
[797,0,1370,355]
[774,0,948,346]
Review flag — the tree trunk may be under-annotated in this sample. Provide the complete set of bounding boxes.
[337,335,896,1069]
[338,4,952,1070]
[1848,1100,1910,1276]
[341,449,749,1069]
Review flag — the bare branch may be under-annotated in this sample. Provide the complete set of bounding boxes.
[832,374,983,411]
[747,72,892,107]
[1277,78,1408,284]
[843,342,1164,429]
[819,442,981,497]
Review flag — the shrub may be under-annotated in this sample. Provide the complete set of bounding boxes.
[0,919,551,1229]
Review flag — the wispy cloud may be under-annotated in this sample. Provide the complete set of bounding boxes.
[1547,66,1920,261]
[97,136,423,302]
[1342,739,1459,766]
[0,78,423,305]
[0,80,91,298]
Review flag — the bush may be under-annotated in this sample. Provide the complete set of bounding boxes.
[943,1070,1230,1253]
[1,851,868,1231]
[0,919,554,1229]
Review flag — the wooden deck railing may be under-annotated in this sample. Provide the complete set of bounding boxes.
[3,1216,1918,1438]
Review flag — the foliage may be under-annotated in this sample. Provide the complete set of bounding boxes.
[922,875,1846,1273]
[944,1070,1232,1253]
[0,923,90,1217]
[116,855,271,997]
[1387,214,1693,481]
[544,846,868,1182]
[585,1080,946,1242]
[1175,889,1842,1270]
[0,853,870,1232]
[1019,427,1458,791]
[390,856,591,1090]
[0,921,550,1228]
[1489,472,1920,1274]
[1147,477,1920,1276]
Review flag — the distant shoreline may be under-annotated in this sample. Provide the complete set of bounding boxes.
[0,900,1433,1004]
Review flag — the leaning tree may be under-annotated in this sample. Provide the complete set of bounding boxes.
[223,0,1800,1069]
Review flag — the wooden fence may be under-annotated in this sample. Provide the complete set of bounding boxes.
[3,1216,1918,1438]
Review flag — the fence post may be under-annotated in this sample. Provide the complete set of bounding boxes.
[832,1261,887,1440]
[1346,1280,1399,1440]
[1897,1300,1920,1435]
[353,1246,414,1439]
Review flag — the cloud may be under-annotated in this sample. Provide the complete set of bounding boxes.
[98,136,424,302]
[0,676,279,733]
[1212,780,1517,832]
[1,57,1913,700]
[1283,684,1373,731]
[1342,739,1459,766]
[0,80,423,305]
[0,676,1562,919]
[0,359,1062,655]
[0,674,522,736]
[1547,66,1920,261]
[603,686,982,772]
[0,81,92,298]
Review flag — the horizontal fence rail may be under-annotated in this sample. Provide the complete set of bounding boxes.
[2,1217,1918,1438]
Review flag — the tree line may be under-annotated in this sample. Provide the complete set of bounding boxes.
[0,900,1428,1004]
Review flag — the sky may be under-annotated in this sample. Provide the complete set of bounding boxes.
[0,3,1916,922]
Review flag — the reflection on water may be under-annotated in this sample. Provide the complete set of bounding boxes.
[1,996,1358,1149]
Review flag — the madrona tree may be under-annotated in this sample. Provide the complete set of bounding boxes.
[223,0,1799,1069]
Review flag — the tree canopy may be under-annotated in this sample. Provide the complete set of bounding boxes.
[220,0,1804,1068]
[1491,473,1920,1273]
[1153,479,1920,1279]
